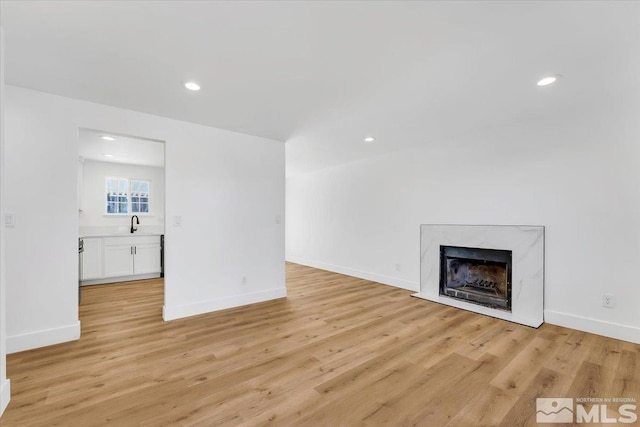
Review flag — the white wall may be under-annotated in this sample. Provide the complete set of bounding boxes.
[80,159,165,232]
[0,26,12,418]
[4,85,285,352]
[287,118,640,344]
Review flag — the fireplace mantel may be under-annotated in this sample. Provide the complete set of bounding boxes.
[413,224,544,328]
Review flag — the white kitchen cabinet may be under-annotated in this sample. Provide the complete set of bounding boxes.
[133,243,161,274]
[82,234,162,285]
[103,244,135,277]
[81,238,103,280]
[103,235,161,277]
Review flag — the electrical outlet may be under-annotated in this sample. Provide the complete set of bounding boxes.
[602,293,615,308]
[241,276,247,286]
[395,263,401,272]
[275,215,282,224]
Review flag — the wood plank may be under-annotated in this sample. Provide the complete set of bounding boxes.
[2,263,637,426]
[489,336,557,395]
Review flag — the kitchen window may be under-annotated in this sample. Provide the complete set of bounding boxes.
[105,177,150,215]
[130,179,150,213]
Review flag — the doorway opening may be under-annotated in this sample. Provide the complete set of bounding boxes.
[77,128,166,318]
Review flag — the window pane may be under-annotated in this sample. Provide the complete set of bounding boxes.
[106,178,117,214]
[106,178,117,193]
[118,179,128,194]
[130,180,150,214]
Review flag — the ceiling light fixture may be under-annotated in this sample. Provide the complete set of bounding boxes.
[104,154,114,158]
[537,75,561,86]
[101,136,116,141]
[184,81,201,91]
[364,137,375,143]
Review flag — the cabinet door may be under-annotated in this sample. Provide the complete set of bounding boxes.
[104,245,134,277]
[134,243,161,275]
[81,238,103,280]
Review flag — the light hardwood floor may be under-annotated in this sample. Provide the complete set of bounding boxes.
[2,263,639,426]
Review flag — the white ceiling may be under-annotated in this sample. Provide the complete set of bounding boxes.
[2,1,639,176]
[78,128,165,168]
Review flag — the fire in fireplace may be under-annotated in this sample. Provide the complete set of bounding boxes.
[440,245,512,311]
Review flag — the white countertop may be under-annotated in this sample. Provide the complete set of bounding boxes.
[80,225,164,238]
[80,232,164,238]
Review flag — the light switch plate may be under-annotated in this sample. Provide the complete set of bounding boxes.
[173,216,182,227]
[4,213,15,227]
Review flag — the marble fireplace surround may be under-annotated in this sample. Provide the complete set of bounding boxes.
[413,225,544,328]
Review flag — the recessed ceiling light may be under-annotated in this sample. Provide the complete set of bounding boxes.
[104,154,114,158]
[537,75,561,86]
[364,137,375,143]
[101,136,116,141]
[184,81,201,91]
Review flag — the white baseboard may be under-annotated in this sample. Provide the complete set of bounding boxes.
[0,379,10,417]
[7,321,81,354]
[545,310,640,344]
[286,256,419,292]
[81,272,160,286]
[163,287,287,321]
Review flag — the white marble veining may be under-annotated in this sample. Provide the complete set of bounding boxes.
[414,224,544,327]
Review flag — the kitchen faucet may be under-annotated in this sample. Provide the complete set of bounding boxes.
[131,215,139,233]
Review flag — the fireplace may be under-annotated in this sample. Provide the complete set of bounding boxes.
[440,245,512,312]
[417,225,544,327]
